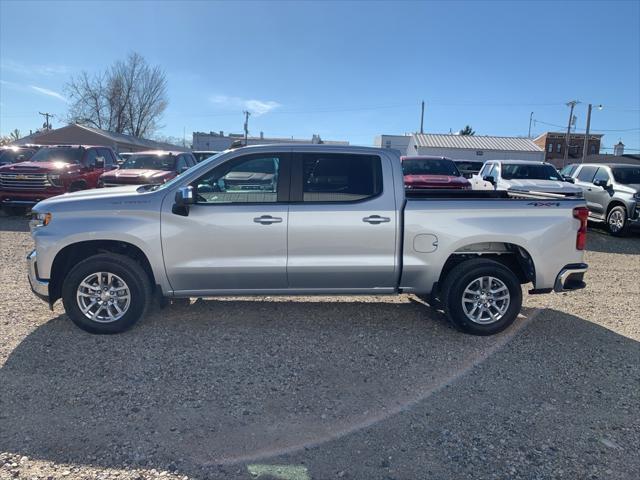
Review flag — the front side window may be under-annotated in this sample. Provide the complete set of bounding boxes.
[501,163,561,181]
[576,165,598,182]
[300,153,382,202]
[593,168,610,185]
[194,154,280,204]
[97,148,114,168]
[84,149,98,167]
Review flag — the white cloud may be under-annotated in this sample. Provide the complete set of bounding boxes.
[29,85,67,102]
[1,59,70,76]
[210,95,281,116]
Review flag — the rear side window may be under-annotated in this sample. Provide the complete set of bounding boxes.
[577,166,598,182]
[299,153,382,202]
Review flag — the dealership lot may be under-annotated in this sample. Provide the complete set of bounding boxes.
[0,215,638,480]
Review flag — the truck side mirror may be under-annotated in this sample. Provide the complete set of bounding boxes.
[483,175,495,185]
[563,175,575,183]
[593,179,609,188]
[95,157,105,169]
[173,186,194,216]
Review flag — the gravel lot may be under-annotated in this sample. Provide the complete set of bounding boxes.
[0,214,638,480]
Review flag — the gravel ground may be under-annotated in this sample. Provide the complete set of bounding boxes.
[0,214,638,480]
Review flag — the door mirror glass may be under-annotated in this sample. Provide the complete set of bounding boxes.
[593,178,609,188]
[563,175,575,183]
[95,156,105,169]
[483,175,495,184]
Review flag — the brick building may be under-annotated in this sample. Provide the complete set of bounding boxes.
[533,131,603,167]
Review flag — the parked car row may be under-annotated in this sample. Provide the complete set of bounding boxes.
[0,145,197,214]
[400,155,639,236]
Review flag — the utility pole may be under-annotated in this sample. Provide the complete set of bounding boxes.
[38,112,54,130]
[563,100,579,168]
[243,110,251,146]
[420,101,425,134]
[528,111,534,138]
[581,104,603,164]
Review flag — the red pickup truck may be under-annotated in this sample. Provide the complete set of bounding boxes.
[0,145,117,213]
[401,155,471,190]
[99,150,196,187]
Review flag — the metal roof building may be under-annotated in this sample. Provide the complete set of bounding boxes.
[11,123,187,153]
[407,133,544,161]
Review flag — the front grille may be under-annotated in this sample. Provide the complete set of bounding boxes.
[0,173,50,190]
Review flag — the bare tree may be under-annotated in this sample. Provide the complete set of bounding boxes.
[66,53,167,138]
[9,129,22,141]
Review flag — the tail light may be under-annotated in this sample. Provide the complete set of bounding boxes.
[573,206,589,250]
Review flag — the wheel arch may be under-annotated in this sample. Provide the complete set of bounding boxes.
[436,242,535,291]
[49,240,156,304]
[606,200,628,217]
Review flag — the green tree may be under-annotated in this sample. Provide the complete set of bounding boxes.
[459,125,475,136]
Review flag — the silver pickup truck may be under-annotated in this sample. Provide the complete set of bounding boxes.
[27,145,588,335]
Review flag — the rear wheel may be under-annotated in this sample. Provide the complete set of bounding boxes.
[62,253,151,334]
[606,205,629,236]
[441,259,522,335]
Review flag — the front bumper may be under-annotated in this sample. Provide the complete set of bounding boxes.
[2,189,64,207]
[554,263,588,292]
[27,250,49,302]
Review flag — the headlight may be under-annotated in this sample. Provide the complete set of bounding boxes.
[30,212,52,229]
[633,192,640,200]
[48,174,62,187]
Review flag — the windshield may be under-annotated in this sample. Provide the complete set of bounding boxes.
[402,158,460,176]
[501,163,562,181]
[612,167,640,184]
[29,147,82,164]
[153,151,226,191]
[122,154,176,171]
[0,148,36,164]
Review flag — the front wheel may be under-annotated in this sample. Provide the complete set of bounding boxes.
[62,253,152,334]
[606,206,629,236]
[441,259,522,336]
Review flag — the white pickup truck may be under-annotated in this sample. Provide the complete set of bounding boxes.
[472,160,584,197]
[28,145,588,335]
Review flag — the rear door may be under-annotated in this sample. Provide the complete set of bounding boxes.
[161,151,291,293]
[286,151,398,291]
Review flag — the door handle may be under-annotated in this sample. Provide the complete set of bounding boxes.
[363,215,391,225]
[253,215,283,225]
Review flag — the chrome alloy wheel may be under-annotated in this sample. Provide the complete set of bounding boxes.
[608,209,625,233]
[76,272,131,323]
[461,276,510,325]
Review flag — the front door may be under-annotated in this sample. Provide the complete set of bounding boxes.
[588,167,612,215]
[286,151,398,291]
[161,152,291,294]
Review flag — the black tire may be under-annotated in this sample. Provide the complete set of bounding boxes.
[606,205,629,237]
[440,258,522,336]
[69,181,87,192]
[62,253,152,334]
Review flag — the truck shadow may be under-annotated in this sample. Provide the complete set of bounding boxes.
[0,214,29,232]
[586,225,640,254]
[0,302,637,478]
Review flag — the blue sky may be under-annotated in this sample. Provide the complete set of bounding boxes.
[1,0,639,152]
